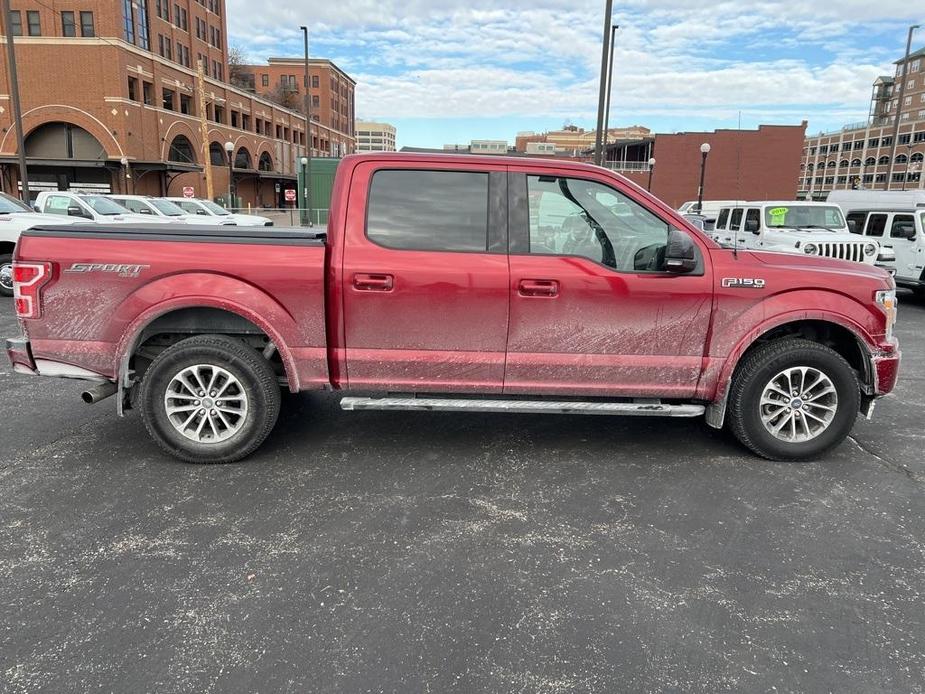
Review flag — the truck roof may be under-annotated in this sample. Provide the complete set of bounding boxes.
[341,151,613,174]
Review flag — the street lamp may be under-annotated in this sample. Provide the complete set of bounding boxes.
[299,156,310,227]
[647,157,656,192]
[120,156,131,194]
[696,143,711,213]
[224,141,234,207]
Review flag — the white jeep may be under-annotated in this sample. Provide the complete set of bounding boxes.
[710,201,888,267]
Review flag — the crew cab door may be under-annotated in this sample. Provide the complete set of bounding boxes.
[340,161,509,392]
[887,213,921,280]
[504,170,713,398]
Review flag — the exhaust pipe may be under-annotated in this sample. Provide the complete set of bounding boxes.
[82,381,118,405]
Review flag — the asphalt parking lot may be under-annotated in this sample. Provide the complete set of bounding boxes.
[1,294,924,693]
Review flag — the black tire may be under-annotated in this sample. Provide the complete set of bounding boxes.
[728,339,860,461]
[0,253,13,297]
[139,334,281,464]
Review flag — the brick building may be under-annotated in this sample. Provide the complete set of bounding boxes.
[236,57,355,157]
[516,125,652,156]
[613,124,807,209]
[0,0,353,207]
[800,45,925,198]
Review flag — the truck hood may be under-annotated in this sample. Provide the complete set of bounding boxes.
[746,249,892,283]
[762,229,862,244]
[99,213,175,224]
[0,212,87,227]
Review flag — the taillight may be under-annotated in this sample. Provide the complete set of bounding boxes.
[13,262,52,319]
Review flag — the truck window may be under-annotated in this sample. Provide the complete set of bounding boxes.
[44,195,73,215]
[866,214,887,237]
[729,208,743,230]
[526,175,670,272]
[744,208,760,231]
[716,208,729,230]
[891,214,916,239]
[846,212,867,234]
[366,170,489,252]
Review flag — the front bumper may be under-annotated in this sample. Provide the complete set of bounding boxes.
[872,348,901,395]
[6,337,37,375]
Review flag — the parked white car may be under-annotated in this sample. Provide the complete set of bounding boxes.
[108,194,204,223]
[846,208,925,296]
[35,191,176,225]
[0,191,89,296]
[164,198,274,226]
[711,201,887,266]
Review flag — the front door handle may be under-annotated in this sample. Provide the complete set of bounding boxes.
[353,273,394,291]
[518,279,559,297]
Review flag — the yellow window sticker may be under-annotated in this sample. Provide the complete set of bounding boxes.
[768,207,788,225]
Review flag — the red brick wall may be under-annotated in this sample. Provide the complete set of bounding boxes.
[621,124,807,208]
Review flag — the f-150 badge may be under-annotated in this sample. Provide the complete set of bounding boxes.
[64,263,150,278]
[722,278,766,289]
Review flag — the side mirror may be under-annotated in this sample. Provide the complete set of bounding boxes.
[140,208,153,215]
[67,205,89,218]
[894,225,916,240]
[665,228,698,273]
[196,209,209,215]
[744,218,760,234]
[847,219,859,234]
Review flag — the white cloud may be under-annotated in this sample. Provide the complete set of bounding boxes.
[225,0,923,134]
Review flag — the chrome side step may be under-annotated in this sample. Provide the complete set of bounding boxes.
[340,397,705,418]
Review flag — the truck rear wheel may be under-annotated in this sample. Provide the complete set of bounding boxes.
[0,254,13,297]
[139,334,281,463]
[728,339,860,461]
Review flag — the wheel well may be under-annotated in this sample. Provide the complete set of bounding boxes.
[129,307,286,384]
[741,320,871,389]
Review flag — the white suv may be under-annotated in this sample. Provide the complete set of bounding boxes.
[164,198,273,226]
[35,191,175,225]
[711,201,884,266]
[846,209,925,296]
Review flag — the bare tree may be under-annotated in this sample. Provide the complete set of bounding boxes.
[264,82,301,111]
[227,45,252,90]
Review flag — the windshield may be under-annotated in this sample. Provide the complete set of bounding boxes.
[0,192,33,213]
[150,199,187,216]
[84,196,131,215]
[201,200,231,215]
[764,205,846,231]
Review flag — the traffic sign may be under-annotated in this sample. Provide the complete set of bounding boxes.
[182,186,195,198]
[284,188,297,202]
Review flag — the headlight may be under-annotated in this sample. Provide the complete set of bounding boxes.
[875,289,897,340]
[864,243,877,256]
[803,243,817,254]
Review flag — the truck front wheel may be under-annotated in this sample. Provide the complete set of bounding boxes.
[139,335,281,463]
[728,339,860,461]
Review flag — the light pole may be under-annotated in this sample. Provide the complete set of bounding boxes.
[901,144,914,192]
[300,156,309,226]
[647,157,656,192]
[301,26,313,226]
[120,156,131,194]
[224,141,234,207]
[696,143,711,213]
[2,0,31,202]
[888,24,919,189]
[593,0,614,166]
[601,24,619,163]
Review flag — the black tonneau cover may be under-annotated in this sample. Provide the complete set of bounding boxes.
[22,224,327,245]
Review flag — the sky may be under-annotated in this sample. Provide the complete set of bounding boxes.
[225,0,924,149]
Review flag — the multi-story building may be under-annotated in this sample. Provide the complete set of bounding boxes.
[0,1,350,207]
[800,45,925,198]
[355,121,396,152]
[236,58,355,157]
[516,125,652,155]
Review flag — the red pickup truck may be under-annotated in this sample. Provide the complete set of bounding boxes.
[6,153,900,463]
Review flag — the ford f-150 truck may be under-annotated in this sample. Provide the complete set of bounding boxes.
[6,153,901,463]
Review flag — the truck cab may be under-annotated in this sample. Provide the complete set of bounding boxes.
[846,209,925,295]
[711,201,883,266]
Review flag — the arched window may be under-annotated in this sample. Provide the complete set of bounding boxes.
[807,163,814,170]
[168,134,196,164]
[25,121,106,160]
[895,154,908,164]
[827,160,837,168]
[209,142,226,166]
[234,147,252,169]
[839,159,849,167]
[911,152,924,163]
[850,158,862,167]
[258,151,273,171]
[864,157,876,166]
[878,155,890,165]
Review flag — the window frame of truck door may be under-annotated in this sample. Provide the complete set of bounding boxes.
[506,169,706,275]
[362,167,508,255]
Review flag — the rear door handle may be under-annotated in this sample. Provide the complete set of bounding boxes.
[518,279,559,297]
[353,273,394,291]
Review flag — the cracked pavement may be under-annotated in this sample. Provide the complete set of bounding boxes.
[1,294,923,693]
